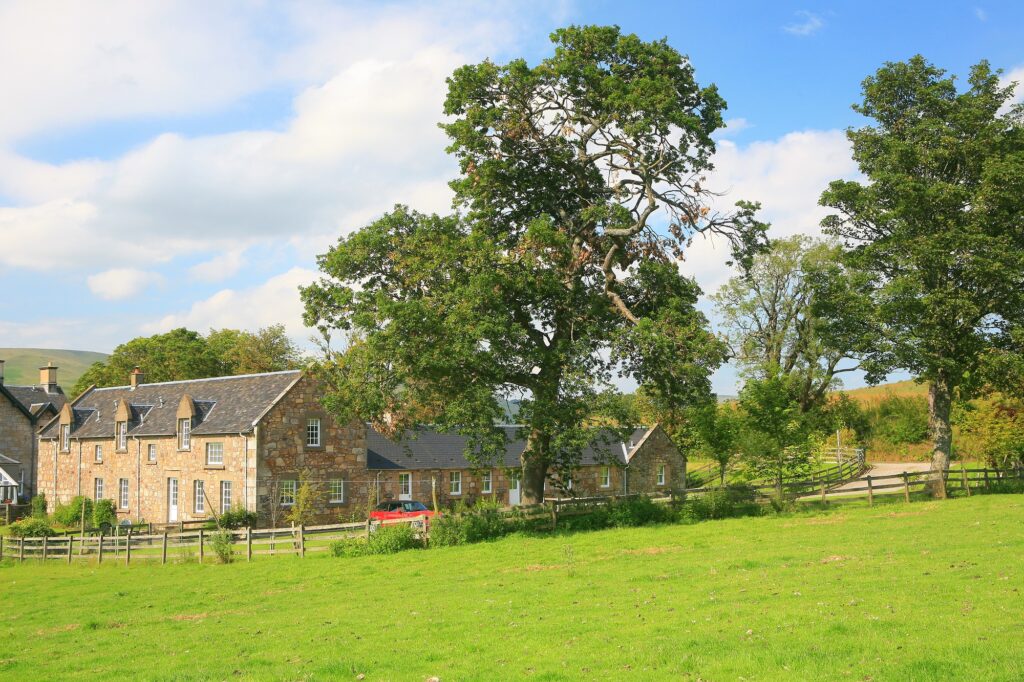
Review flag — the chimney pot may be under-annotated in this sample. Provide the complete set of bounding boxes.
[130,367,145,389]
[39,362,58,393]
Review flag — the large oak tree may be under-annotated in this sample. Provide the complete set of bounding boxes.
[302,26,764,503]
[820,56,1024,495]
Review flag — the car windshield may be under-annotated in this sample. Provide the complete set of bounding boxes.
[403,501,429,512]
[374,502,401,511]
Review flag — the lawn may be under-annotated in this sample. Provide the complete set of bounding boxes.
[2,495,1023,681]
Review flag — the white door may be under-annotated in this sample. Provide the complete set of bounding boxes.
[398,473,412,501]
[508,473,521,506]
[168,477,179,522]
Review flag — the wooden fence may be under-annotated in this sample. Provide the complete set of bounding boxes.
[800,465,1024,504]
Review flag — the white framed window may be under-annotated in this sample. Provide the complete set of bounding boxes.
[94,444,103,463]
[399,473,412,497]
[147,444,157,462]
[117,421,127,450]
[61,424,70,452]
[481,470,492,494]
[94,477,104,501]
[206,442,224,466]
[178,418,191,450]
[449,471,462,496]
[306,418,321,447]
[657,464,666,486]
[220,480,232,513]
[279,479,297,506]
[194,480,205,514]
[600,466,611,488]
[329,479,345,504]
[118,478,129,509]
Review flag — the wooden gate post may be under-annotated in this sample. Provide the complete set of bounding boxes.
[902,473,910,503]
[198,529,204,564]
[820,481,827,503]
[0,535,3,561]
[984,469,991,489]
[246,527,252,562]
[866,476,874,507]
[67,536,74,564]
[125,530,131,566]
[42,535,48,561]
[299,524,305,558]
[97,534,103,563]
[162,531,168,564]
[961,465,971,497]
[19,537,25,562]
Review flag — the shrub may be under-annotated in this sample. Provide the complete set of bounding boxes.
[871,395,929,445]
[208,528,235,563]
[52,496,93,527]
[217,505,257,530]
[92,499,117,528]
[31,493,47,519]
[606,496,675,527]
[8,517,55,537]
[332,523,422,557]
[429,499,513,547]
[680,486,761,522]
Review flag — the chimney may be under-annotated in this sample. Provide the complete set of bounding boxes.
[40,362,58,393]
[0,359,5,386]
[130,366,145,389]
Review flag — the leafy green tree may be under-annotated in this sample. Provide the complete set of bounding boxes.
[713,235,874,412]
[690,402,742,485]
[302,26,763,504]
[285,470,325,526]
[820,56,1024,495]
[735,375,816,494]
[73,326,303,396]
[958,394,1024,469]
[871,395,929,446]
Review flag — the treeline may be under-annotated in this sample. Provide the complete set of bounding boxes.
[72,325,304,396]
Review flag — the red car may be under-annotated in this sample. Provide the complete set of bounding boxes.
[369,500,437,521]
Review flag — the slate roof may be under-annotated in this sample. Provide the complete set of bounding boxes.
[366,425,652,471]
[0,384,66,421]
[40,370,302,440]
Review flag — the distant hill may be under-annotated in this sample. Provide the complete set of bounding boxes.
[844,379,926,406]
[0,348,109,389]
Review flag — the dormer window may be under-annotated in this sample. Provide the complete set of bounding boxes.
[117,421,128,451]
[60,424,70,452]
[178,418,191,450]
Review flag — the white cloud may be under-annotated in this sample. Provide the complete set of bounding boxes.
[1000,65,1024,105]
[145,267,318,339]
[783,11,824,36]
[87,268,165,300]
[679,129,859,293]
[189,250,247,283]
[974,7,988,21]
[714,117,752,138]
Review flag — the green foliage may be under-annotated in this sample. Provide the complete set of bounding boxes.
[689,402,742,484]
[92,499,116,528]
[302,25,764,503]
[285,471,324,527]
[820,55,1024,470]
[216,505,257,530]
[735,376,816,487]
[52,496,93,527]
[680,486,762,522]
[332,523,422,557]
[870,395,929,445]
[713,235,874,412]
[957,394,1024,468]
[208,528,235,564]
[429,499,511,547]
[605,496,675,527]
[7,517,54,537]
[72,326,303,395]
[30,493,47,519]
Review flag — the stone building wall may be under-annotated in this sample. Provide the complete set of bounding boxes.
[624,426,685,494]
[0,398,35,499]
[255,375,366,526]
[37,432,251,524]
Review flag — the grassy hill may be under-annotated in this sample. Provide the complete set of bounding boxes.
[844,378,927,406]
[0,348,108,388]
[2,494,1023,679]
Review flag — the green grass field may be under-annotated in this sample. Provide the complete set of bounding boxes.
[0,348,108,388]
[2,495,1022,680]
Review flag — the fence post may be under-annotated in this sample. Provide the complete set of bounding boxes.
[42,535,48,561]
[961,465,971,497]
[125,530,131,566]
[820,481,827,503]
[246,527,252,562]
[984,468,991,490]
[0,535,3,561]
[19,537,24,562]
[67,536,74,564]
[97,534,103,563]
[548,500,558,530]
[198,529,204,564]
[903,473,910,503]
[299,524,305,558]
[866,476,874,507]
[162,531,168,564]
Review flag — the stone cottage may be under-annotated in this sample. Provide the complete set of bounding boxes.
[0,360,66,502]
[37,367,684,526]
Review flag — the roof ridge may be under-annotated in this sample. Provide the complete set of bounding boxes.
[89,369,301,391]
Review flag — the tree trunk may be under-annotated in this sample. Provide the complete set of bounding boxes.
[927,375,953,499]
[521,429,550,505]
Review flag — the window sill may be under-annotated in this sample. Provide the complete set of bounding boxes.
[327,500,346,506]
[145,461,158,465]
[204,465,225,470]
[304,445,323,450]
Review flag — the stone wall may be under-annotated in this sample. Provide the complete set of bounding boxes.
[0,396,35,499]
[37,431,252,524]
[624,426,685,494]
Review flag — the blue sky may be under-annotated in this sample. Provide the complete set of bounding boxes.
[0,1,1021,394]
